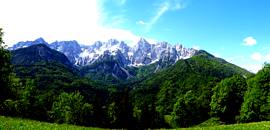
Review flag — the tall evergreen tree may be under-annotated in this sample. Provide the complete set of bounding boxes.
[0,28,13,101]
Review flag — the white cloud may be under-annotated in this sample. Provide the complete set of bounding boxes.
[251,52,263,61]
[0,0,99,45]
[242,36,257,46]
[148,2,169,26]
[225,53,270,73]
[236,52,270,73]
[0,0,145,47]
[250,52,270,62]
[241,64,263,73]
[226,55,263,73]
[144,0,185,32]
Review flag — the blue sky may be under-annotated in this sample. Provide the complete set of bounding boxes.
[0,0,270,72]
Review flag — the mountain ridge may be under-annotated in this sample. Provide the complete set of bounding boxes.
[9,37,197,68]
[9,38,252,83]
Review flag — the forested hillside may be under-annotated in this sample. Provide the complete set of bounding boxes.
[129,50,252,128]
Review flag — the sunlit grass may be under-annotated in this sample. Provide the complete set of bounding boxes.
[1,115,270,130]
[0,116,103,130]
[179,121,270,130]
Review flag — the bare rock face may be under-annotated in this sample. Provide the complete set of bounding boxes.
[50,40,81,64]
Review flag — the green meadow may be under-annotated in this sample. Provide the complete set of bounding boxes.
[1,116,270,130]
[0,116,103,130]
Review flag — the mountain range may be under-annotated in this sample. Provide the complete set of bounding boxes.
[9,37,251,83]
[9,38,197,67]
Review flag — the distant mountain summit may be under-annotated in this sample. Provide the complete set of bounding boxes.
[10,37,197,67]
[50,40,81,64]
[9,37,49,50]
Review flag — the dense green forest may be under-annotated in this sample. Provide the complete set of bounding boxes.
[1,28,270,129]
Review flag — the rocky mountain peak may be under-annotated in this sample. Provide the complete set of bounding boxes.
[34,37,47,44]
[8,37,48,50]
[50,40,81,64]
[92,41,103,49]
[107,39,119,46]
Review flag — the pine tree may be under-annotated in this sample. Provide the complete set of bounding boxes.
[0,28,13,101]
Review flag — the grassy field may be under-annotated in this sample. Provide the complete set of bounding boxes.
[180,121,270,130]
[0,116,103,130]
[1,116,270,130]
